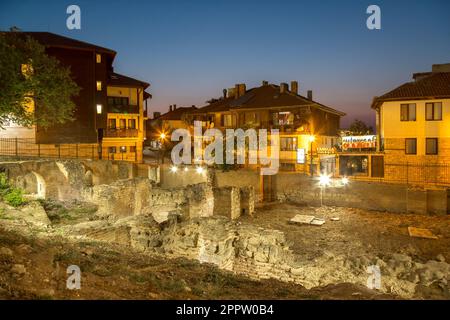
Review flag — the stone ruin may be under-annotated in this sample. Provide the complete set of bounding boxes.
[2,159,448,299]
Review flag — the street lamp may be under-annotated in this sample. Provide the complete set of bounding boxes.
[309,135,315,176]
[318,173,331,207]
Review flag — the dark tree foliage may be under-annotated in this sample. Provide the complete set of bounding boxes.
[0,32,79,128]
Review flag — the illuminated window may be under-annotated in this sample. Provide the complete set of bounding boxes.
[128,119,136,129]
[108,119,116,129]
[96,81,102,91]
[96,104,102,114]
[280,137,297,151]
[96,53,101,63]
[119,119,127,129]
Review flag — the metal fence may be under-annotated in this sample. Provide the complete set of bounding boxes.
[383,162,450,186]
[0,138,99,160]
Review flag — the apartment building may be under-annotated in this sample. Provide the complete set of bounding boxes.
[185,81,345,174]
[0,32,151,162]
[372,63,450,184]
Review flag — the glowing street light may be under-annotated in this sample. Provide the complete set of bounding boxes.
[160,133,166,140]
[170,165,178,173]
[342,177,349,185]
[196,166,204,174]
[319,174,331,187]
[309,135,316,142]
[184,167,189,172]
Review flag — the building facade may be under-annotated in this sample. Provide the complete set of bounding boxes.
[372,63,450,185]
[185,81,345,174]
[0,32,151,162]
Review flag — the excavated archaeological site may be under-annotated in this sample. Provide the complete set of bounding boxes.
[0,159,449,299]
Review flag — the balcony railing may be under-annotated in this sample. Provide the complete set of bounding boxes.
[107,104,139,114]
[105,128,138,138]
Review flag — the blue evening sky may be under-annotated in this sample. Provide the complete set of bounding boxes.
[1,0,449,127]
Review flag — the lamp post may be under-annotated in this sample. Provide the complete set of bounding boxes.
[158,132,166,164]
[309,135,315,176]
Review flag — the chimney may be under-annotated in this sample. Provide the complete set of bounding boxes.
[307,90,313,100]
[262,80,269,86]
[238,83,246,98]
[432,63,450,72]
[173,104,177,110]
[153,111,161,119]
[280,83,289,94]
[290,81,298,95]
[235,84,240,98]
[235,83,246,99]
[169,105,173,112]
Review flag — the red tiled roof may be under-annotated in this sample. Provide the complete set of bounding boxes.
[12,32,116,56]
[372,72,450,108]
[108,72,150,89]
[157,106,197,121]
[191,84,345,116]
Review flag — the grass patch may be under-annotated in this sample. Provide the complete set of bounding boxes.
[38,199,97,225]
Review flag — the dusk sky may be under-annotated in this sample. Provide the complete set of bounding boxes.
[1,0,449,127]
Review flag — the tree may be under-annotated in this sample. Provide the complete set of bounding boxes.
[348,119,373,135]
[0,31,79,128]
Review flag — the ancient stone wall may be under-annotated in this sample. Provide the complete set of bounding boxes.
[213,186,241,220]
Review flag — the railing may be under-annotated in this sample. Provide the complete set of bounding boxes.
[105,128,139,138]
[0,138,98,160]
[107,105,139,114]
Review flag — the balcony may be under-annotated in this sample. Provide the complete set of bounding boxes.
[105,128,138,138]
[107,104,139,114]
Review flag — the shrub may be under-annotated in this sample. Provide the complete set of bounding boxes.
[4,188,26,207]
[0,173,27,207]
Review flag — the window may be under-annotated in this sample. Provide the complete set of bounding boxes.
[221,114,235,127]
[280,137,297,151]
[426,138,438,155]
[400,104,416,121]
[96,104,102,114]
[405,138,417,154]
[128,119,136,129]
[108,146,116,153]
[96,81,102,91]
[273,112,294,126]
[244,112,259,125]
[96,53,101,63]
[108,119,116,129]
[108,97,129,106]
[130,146,137,153]
[425,102,442,121]
[119,119,126,129]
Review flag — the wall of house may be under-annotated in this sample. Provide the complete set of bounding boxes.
[380,99,450,184]
[36,47,102,144]
[104,86,145,162]
[380,99,450,162]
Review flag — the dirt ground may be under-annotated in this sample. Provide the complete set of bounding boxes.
[0,200,448,300]
[0,227,394,300]
[243,203,450,263]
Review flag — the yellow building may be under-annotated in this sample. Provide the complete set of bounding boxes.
[372,63,450,185]
[102,73,150,162]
